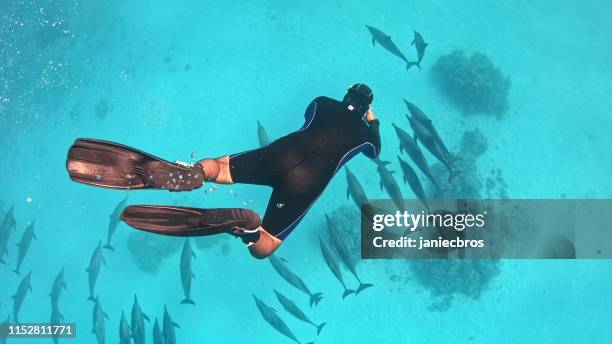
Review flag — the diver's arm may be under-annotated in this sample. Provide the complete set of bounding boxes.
[364,108,381,158]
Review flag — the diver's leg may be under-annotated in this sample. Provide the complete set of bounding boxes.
[248,228,283,259]
[198,156,233,184]
[246,181,320,259]
[198,145,277,186]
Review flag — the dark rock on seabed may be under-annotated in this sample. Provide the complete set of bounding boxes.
[431,50,511,118]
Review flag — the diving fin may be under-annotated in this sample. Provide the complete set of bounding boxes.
[66,138,205,191]
[120,206,261,241]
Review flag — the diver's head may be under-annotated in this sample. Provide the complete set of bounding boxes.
[343,83,373,117]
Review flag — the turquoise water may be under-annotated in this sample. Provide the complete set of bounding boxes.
[1,1,612,343]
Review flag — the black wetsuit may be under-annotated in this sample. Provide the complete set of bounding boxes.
[229,96,381,240]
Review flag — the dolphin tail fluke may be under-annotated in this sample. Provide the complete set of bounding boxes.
[316,322,326,336]
[87,295,96,302]
[13,268,21,275]
[406,61,420,71]
[356,283,374,295]
[102,244,114,251]
[309,293,323,307]
[342,289,356,299]
[180,298,196,305]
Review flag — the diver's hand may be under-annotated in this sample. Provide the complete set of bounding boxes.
[366,107,377,122]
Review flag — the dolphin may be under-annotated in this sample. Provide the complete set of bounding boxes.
[325,215,373,294]
[392,123,442,190]
[373,158,406,211]
[131,295,150,344]
[403,99,452,159]
[49,267,67,310]
[119,311,131,344]
[407,113,457,180]
[0,316,9,344]
[152,318,164,344]
[0,205,17,265]
[319,237,355,299]
[12,271,32,322]
[86,241,105,302]
[162,305,180,344]
[404,100,459,180]
[365,25,412,69]
[397,156,429,210]
[269,255,323,307]
[345,167,369,209]
[257,120,272,147]
[103,196,127,251]
[345,167,377,222]
[274,289,326,336]
[407,30,428,71]
[92,296,108,344]
[50,306,63,344]
[13,221,36,275]
[253,295,312,344]
[180,238,196,305]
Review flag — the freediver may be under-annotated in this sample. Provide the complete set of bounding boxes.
[66,84,381,259]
